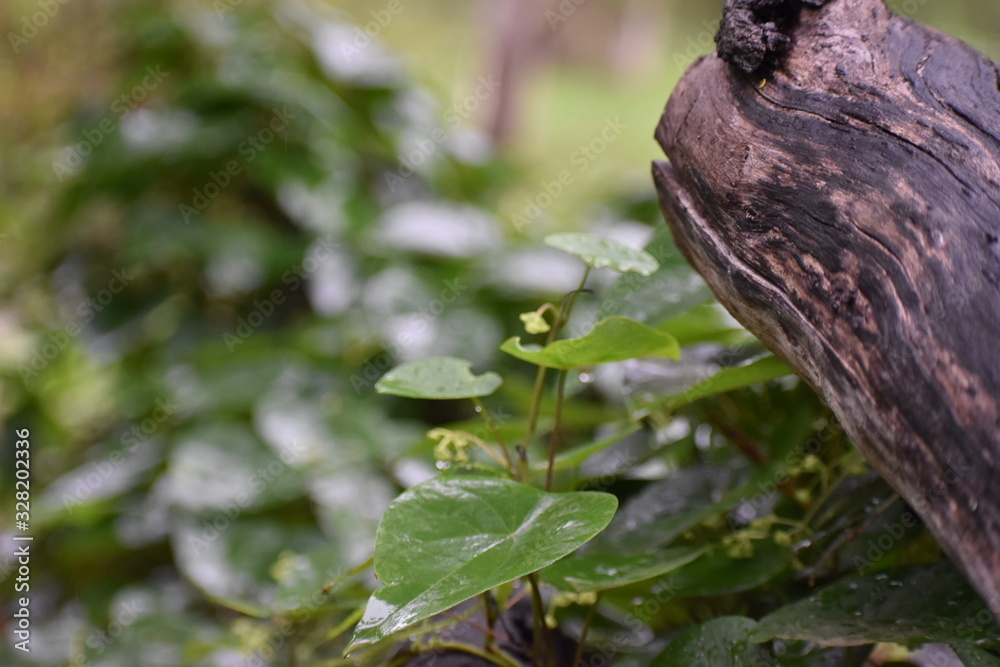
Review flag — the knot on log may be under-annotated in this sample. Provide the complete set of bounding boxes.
[716,0,832,74]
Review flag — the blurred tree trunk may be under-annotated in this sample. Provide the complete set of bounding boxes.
[480,0,669,145]
[482,0,557,145]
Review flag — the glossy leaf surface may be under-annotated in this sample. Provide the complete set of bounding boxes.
[545,232,659,275]
[599,227,712,326]
[751,562,1000,648]
[347,477,617,651]
[501,316,680,370]
[542,547,703,593]
[544,424,641,470]
[634,355,792,415]
[374,357,502,399]
[652,616,774,666]
[951,643,1000,666]
[662,539,788,598]
[587,465,740,555]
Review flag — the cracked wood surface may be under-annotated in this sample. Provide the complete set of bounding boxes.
[654,0,1000,615]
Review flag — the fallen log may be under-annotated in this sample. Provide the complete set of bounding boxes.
[653,0,1000,617]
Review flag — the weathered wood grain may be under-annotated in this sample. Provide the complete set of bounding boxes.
[653,0,1000,616]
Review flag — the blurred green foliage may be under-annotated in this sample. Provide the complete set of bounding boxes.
[1,0,999,665]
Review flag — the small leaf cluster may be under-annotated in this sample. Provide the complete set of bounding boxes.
[341,235,1000,666]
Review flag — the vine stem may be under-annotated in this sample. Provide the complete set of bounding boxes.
[572,593,600,667]
[321,555,374,595]
[545,369,568,491]
[402,641,523,667]
[558,267,591,335]
[526,573,555,667]
[522,267,591,470]
[523,365,549,463]
[796,447,857,530]
[479,593,497,652]
[473,397,514,476]
[521,267,592,667]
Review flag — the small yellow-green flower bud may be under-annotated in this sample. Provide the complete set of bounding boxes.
[519,310,551,334]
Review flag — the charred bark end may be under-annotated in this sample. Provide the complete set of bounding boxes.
[657,0,1000,617]
[716,0,832,75]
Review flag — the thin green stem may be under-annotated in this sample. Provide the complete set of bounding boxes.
[545,370,568,492]
[324,606,365,641]
[321,555,374,595]
[555,267,591,337]
[516,446,529,484]
[400,642,523,667]
[798,462,859,530]
[526,573,555,667]
[572,593,601,667]
[523,364,549,462]
[522,267,592,471]
[441,642,524,667]
[470,441,510,468]
[527,574,545,666]
[473,397,513,476]
[482,592,497,653]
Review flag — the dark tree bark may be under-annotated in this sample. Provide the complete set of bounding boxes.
[653,0,1000,616]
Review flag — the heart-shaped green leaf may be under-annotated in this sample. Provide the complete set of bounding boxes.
[542,547,703,594]
[634,355,792,416]
[346,477,617,652]
[652,617,774,666]
[545,233,659,275]
[750,562,1000,648]
[585,465,739,555]
[658,304,751,347]
[542,424,641,470]
[374,357,502,399]
[501,316,680,369]
[951,643,1000,666]
[598,227,712,326]
[661,539,789,598]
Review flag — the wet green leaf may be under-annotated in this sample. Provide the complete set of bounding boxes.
[634,355,792,415]
[347,477,617,652]
[586,465,741,555]
[598,227,712,326]
[661,539,789,598]
[750,562,1000,648]
[951,643,1000,666]
[171,515,323,611]
[165,422,307,512]
[501,316,680,370]
[544,424,642,470]
[374,357,502,399]
[542,547,703,594]
[270,544,348,614]
[545,232,659,275]
[652,616,775,666]
[658,303,752,347]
